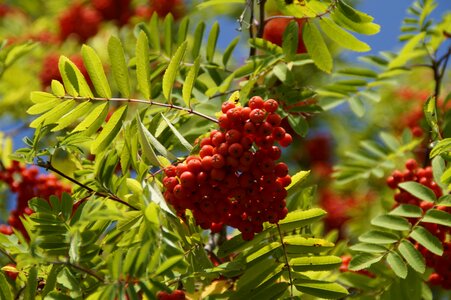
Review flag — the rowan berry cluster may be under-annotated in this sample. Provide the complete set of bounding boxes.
[91,0,133,26]
[387,158,450,289]
[0,161,71,238]
[156,290,185,300]
[58,2,103,43]
[148,0,185,20]
[162,97,292,240]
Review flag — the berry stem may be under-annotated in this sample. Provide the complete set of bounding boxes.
[36,160,138,211]
[60,95,218,123]
[277,223,293,298]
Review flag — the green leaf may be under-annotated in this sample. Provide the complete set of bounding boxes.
[349,96,365,117]
[295,279,349,299]
[206,21,220,62]
[430,138,451,158]
[0,272,13,300]
[438,194,451,207]
[155,255,184,276]
[387,251,408,278]
[162,41,187,102]
[282,20,298,60]
[286,170,310,191]
[27,97,61,115]
[389,32,426,69]
[52,101,93,132]
[30,91,59,104]
[191,22,205,59]
[398,181,437,203]
[349,243,388,253]
[424,96,440,139]
[160,114,193,152]
[337,67,377,78]
[24,266,38,300]
[303,21,333,73]
[371,214,411,231]
[148,14,160,52]
[398,240,425,273]
[283,236,335,254]
[245,242,281,263]
[348,253,383,271]
[137,117,161,167]
[81,45,111,98]
[291,255,342,271]
[164,14,173,56]
[108,36,130,98]
[136,116,175,160]
[359,230,399,244]
[72,102,109,134]
[58,56,93,98]
[278,208,326,232]
[223,37,240,67]
[29,100,76,128]
[182,57,200,107]
[91,105,127,154]
[389,204,423,218]
[422,209,451,227]
[177,17,190,46]
[287,114,308,137]
[410,226,444,256]
[337,0,374,23]
[136,33,151,100]
[319,18,370,52]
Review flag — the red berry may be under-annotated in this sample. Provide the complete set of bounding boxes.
[249,109,266,124]
[249,96,264,109]
[264,99,278,113]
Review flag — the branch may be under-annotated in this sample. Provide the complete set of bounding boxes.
[264,0,338,24]
[37,160,138,211]
[0,247,16,264]
[277,223,293,299]
[61,96,218,124]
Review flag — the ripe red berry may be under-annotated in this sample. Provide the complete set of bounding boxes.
[249,96,264,109]
[264,99,278,113]
[279,133,293,147]
[249,109,266,124]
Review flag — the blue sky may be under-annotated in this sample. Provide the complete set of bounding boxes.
[357,0,450,55]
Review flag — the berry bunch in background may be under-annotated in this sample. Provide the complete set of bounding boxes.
[156,290,186,300]
[91,0,133,26]
[58,2,102,43]
[0,161,71,238]
[162,97,292,240]
[387,159,450,289]
[149,0,186,20]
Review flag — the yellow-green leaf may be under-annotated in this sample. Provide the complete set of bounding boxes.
[136,31,151,99]
[163,41,187,102]
[303,22,333,73]
[81,45,111,98]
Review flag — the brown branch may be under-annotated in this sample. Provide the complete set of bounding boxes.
[61,96,218,124]
[37,161,138,211]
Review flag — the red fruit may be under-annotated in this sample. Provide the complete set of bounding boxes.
[180,171,196,188]
[279,133,293,147]
[3,263,18,281]
[262,18,307,54]
[264,99,278,113]
[266,113,282,127]
[221,101,235,113]
[199,145,214,158]
[405,159,418,171]
[274,162,289,178]
[249,109,266,124]
[225,129,242,144]
[249,96,265,109]
[228,143,244,158]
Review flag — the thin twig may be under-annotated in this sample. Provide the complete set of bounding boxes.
[61,96,218,124]
[277,223,293,299]
[249,0,256,56]
[264,0,338,24]
[0,247,16,264]
[37,161,138,211]
[52,261,105,282]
